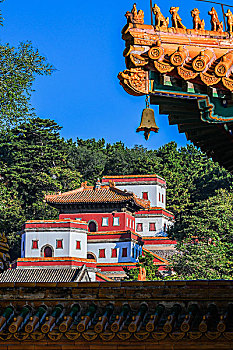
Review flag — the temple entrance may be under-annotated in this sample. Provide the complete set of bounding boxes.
[88,221,97,232]
[42,245,53,257]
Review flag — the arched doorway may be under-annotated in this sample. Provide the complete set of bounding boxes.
[88,221,97,232]
[41,245,54,257]
[87,252,97,261]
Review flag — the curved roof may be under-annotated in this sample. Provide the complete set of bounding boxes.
[45,183,150,209]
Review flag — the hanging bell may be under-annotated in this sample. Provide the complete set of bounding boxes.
[136,108,159,140]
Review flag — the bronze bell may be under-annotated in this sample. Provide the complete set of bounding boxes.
[136,108,159,140]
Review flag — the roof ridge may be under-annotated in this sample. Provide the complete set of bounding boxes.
[102,174,164,179]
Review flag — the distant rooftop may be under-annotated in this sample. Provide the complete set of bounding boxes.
[45,182,150,210]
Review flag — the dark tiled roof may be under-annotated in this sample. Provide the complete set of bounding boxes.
[150,249,176,259]
[45,184,150,209]
[0,266,89,283]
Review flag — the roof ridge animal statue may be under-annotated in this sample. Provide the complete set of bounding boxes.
[125,3,144,25]
[169,7,186,30]
[209,7,223,32]
[225,9,233,33]
[191,8,205,30]
[152,4,169,30]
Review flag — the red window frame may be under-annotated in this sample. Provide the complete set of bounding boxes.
[99,249,106,258]
[76,240,81,250]
[142,192,148,200]
[162,194,164,203]
[159,193,161,201]
[122,248,128,257]
[111,248,117,258]
[149,223,156,231]
[32,240,38,249]
[56,239,63,249]
[136,223,143,232]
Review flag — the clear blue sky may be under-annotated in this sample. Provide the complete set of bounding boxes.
[1,0,228,149]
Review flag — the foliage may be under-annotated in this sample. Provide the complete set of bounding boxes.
[169,189,233,279]
[0,118,82,260]
[124,251,160,281]
[0,42,53,128]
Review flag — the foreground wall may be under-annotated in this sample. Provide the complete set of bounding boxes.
[0,281,232,349]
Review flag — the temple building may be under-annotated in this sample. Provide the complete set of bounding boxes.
[43,174,175,278]
[2,174,175,281]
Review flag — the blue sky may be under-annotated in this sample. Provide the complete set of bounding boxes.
[1,0,229,149]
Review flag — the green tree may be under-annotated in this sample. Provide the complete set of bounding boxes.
[0,118,82,259]
[124,251,160,281]
[67,138,107,184]
[0,42,53,128]
[169,189,233,279]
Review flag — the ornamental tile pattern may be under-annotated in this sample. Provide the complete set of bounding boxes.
[0,281,232,348]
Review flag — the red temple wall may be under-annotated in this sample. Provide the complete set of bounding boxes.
[59,212,136,232]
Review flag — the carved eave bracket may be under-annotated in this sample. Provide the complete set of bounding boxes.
[118,68,149,96]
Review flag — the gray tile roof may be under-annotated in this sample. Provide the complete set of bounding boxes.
[0,265,90,283]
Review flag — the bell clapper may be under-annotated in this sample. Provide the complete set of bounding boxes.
[136,95,159,140]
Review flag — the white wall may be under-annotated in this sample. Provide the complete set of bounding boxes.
[115,184,166,209]
[87,241,142,263]
[22,229,87,259]
[70,231,87,258]
[135,216,173,237]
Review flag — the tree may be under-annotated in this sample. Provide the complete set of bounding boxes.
[67,138,107,184]
[169,189,233,279]
[0,42,53,128]
[124,251,161,281]
[0,117,81,206]
[0,118,82,259]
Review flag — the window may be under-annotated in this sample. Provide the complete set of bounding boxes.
[162,194,164,203]
[113,217,120,226]
[149,223,156,231]
[102,217,109,226]
[159,193,161,201]
[122,248,128,257]
[132,247,135,258]
[136,223,143,232]
[132,221,134,229]
[111,248,117,258]
[32,240,38,249]
[76,241,81,250]
[126,218,129,227]
[164,223,167,232]
[56,239,63,249]
[129,219,131,228]
[89,221,97,232]
[142,192,148,200]
[99,249,106,258]
[75,218,82,221]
